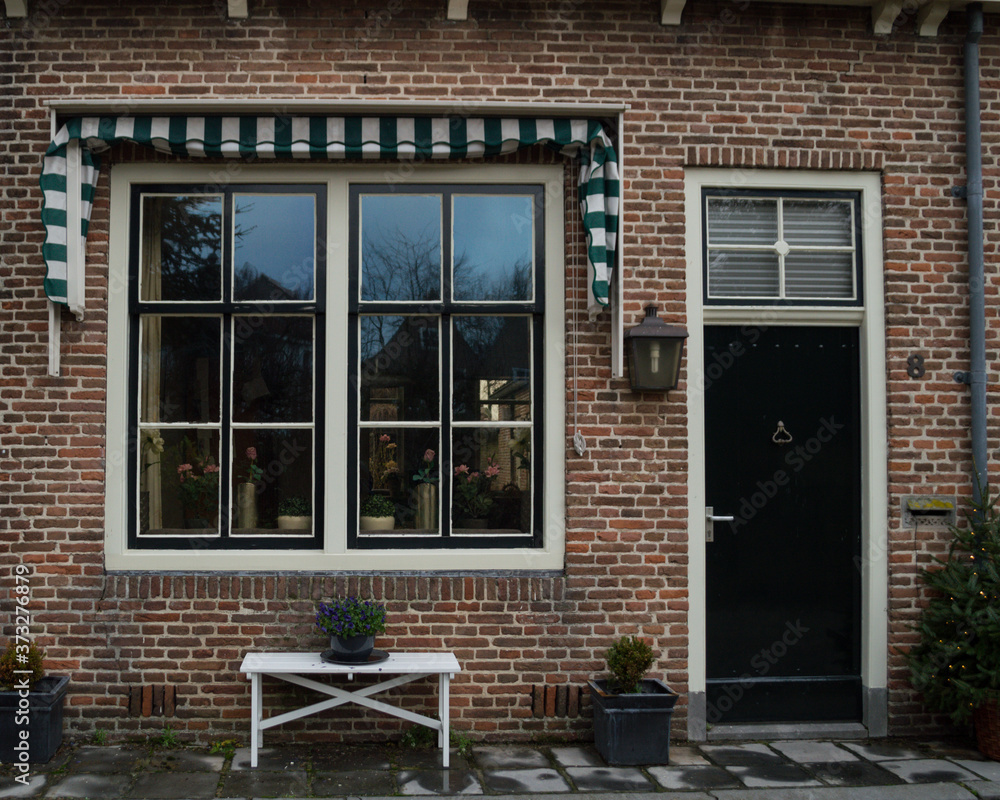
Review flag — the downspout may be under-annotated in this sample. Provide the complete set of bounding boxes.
[962,3,988,503]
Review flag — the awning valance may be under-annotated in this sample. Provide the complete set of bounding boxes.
[41,115,619,317]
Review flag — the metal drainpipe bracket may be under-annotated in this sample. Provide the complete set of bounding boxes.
[952,185,969,199]
[954,371,972,385]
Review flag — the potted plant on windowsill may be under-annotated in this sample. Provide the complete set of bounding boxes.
[359,493,395,531]
[315,597,387,663]
[589,635,678,765]
[277,495,311,530]
[905,492,1000,761]
[235,446,263,529]
[452,457,499,529]
[0,641,70,766]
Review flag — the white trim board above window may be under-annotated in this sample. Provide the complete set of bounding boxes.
[105,163,566,573]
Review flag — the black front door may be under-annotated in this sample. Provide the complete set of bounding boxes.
[704,325,862,723]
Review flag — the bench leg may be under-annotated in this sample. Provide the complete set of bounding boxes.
[440,673,450,769]
[250,673,261,767]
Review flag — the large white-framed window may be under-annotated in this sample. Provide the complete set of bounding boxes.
[106,163,566,572]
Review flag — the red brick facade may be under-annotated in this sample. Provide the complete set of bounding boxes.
[2,0,998,744]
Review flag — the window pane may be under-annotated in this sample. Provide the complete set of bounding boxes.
[707,250,780,298]
[233,195,316,301]
[358,427,440,534]
[138,428,221,534]
[785,252,855,299]
[783,200,853,247]
[231,428,313,535]
[452,316,531,422]
[451,427,531,534]
[140,316,220,424]
[140,195,222,302]
[453,195,533,301]
[360,316,439,422]
[232,316,313,424]
[707,198,778,246]
[361,195,441,302]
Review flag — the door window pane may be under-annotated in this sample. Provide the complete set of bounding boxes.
[140,316,221,424]
[360,316,439,422]
[361,195,441,302]
[707,252,781,298]
[453,316,531,422]
[707,198,778,246]
[783,200,853,247]
[140,195,222,302]
[453,195,534,301]
[234,195,316,301]
[785,252,855,298]
[232,316,314,424]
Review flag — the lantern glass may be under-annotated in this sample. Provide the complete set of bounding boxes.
[624,306,688,391]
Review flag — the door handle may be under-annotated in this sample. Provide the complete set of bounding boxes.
[705,506,735,542]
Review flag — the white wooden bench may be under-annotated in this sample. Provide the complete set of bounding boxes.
[239,651,461,768]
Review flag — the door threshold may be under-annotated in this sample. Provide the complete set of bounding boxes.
[706,722,869,741]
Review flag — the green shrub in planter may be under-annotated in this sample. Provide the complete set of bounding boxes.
[360,494,395,518]
[278,496,311,517]
[607,636,655,694]
[0,641,70,765]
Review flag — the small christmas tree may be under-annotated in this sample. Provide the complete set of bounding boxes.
[906,492,1000,724]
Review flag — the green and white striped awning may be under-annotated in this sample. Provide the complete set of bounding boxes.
[41,115,619,314]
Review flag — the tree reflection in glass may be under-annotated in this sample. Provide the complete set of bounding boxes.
[452,316,531,423]
[360,195,441,302]
[452,195,533,302]
[234,195,316,302]
[141,195,222,302]
[232,317,314,424]
[359,315,439,422]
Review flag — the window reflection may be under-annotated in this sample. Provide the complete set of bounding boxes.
[234,195,316,301]
[232,316,313,423]
[361,195,441,302]
[360,316,439,422]
[453,195,533,301]
[140,195,222,302]
[140,316,221,424]
[452,316,531,422]
[451,427,531,533]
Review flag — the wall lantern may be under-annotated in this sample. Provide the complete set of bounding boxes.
[624,306,689,392]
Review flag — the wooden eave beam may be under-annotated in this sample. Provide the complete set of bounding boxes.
[661,0,688,24]
[228,0,247,18]
[447,0,470,20]
[4,0,27,17]
[917,0,950,35]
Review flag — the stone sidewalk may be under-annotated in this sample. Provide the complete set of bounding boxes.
[3,737,1000,799]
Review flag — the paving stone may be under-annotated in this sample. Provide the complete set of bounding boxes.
[770,740,859,763]
[953,758,1000,781]
[311,769,396,795]
[671,745,711,765]
[564,766,652,792]
[220,768,310,797]
[481,768,571,793]
[392,747,471,770]
[43,773,132,798]
[879,758,982,784]
[842,741,926,761]
[0,774,46,798]
[970,781,1000,799]
[550,746,604,767]
[713,785,979,800]
[726,762,824,788]
[146,750,225,772]
[396,769,482,795]
[648,764,741,790]
[471,746,550,769]
[310,745,392,771]
[230,747,306,771]
[129,771,221,799]
[702,742,784,766]
[808,760,904,786]
[64,746,147,772]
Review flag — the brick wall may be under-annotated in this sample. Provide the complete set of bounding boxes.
[2,0,998,743]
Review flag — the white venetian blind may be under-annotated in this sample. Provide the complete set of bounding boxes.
[706,195,857,302]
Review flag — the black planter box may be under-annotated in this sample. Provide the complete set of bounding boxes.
[589,678,678,765]
[0,676,70,764]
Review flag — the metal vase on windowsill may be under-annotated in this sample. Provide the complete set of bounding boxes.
[237,483,257,529]
[415,484,437,531]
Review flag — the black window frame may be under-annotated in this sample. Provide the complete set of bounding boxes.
[702,188,864,307]
[126,182,326,550]
[347,183,545,550]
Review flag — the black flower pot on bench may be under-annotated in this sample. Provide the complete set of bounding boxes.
[589,678,678,765]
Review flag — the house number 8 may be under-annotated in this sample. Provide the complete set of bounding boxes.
[907,354,925,379]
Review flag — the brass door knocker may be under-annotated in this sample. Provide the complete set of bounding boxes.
[772,421,793,445]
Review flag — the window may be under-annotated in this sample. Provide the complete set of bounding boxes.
[126,184,325,549]
[348,186,543,549]
[703,190,862,305]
